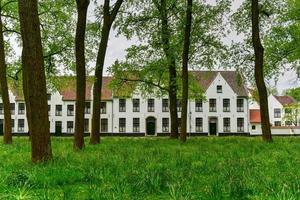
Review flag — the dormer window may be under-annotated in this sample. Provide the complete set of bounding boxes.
[217,85,222,93]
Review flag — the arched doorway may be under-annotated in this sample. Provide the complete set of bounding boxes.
[146,117,156,136]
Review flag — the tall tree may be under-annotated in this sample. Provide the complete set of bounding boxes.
[111,0,229,138]
[180,0,193,142]
[90,0,123,144]
[0,1,12,144]
[18,0,52,162]
[74,0,89,150]
[251,0,272,142]
[155,0,179,138]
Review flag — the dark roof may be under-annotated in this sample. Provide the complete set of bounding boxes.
[274,95,296,106]
[191,71,248,96]
[250,109,261,123]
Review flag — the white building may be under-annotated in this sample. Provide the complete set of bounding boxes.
[0,71,250,136]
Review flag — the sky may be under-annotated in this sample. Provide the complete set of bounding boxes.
[87,0,299,94]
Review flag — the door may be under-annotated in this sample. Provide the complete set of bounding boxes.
[209,118,217,136]
[146,117,156,135]
[55,121,62,135]
[0,119,3,135]
[209,123,217,135]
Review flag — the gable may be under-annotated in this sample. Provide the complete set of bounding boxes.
[191,71,248,96]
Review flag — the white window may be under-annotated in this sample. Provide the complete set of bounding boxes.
[274,121,281,126]
[162,118,169,132]
[195,118,203,132]
[223,99,230,112]
[162,99,169,112]
[195,100,203,112]
[223,118,231,132]
[119,99,126,112]
[85,102,91,114]
[237,99,244,112]
[148,99,155,112]
[132,99,140,112]
[237,118,244,132]
[274,108,281,118]
[18,119,24,132]
[217,85,222,93]
[67,105,74,116]
[119,118,126,132]
[209,99,217,112]
[100,102,107,114]
[67,121,74,133]
[252,125,256,130]
[55,105,62,116]
[133,118,140,132]
[101,118,108,132]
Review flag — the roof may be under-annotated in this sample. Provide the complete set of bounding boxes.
[7,71,248,101]
[274,95,296,106]
[55,76,112,101]
[250,109,261,123]
[191,71,248,96]
[9,76,113,101]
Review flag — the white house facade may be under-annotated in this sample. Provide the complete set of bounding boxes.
[0,71,251,136]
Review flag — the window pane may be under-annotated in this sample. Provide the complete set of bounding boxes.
[209,99,217,112]
[119,99,126,112]
[195,100,203,112]
[133,118,140,132]
[162,118,169,132]
[119,118,126,132]
[162,99,169,112]
[133,99,140,112]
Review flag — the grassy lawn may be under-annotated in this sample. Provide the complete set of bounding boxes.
[0,137,300,199]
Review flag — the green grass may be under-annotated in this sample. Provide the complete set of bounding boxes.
[0,136,300,199]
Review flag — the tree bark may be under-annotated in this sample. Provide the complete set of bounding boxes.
[74,0,89,150]
[90,0,123,144]
[251,0,272,142]
[180,0,192,142]
[158,0,179,138]
[18,0,52,162]
[0,13,12,144]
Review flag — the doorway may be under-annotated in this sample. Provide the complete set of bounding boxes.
[146,117,156,136]
[209,117,218,136]
[55,121,62,135]
[0,119,3,135]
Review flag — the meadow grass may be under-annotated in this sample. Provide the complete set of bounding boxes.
[0,136,300,199]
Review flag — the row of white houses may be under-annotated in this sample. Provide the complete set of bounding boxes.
[0,71,299,136]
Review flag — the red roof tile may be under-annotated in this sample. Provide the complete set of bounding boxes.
[250,109,261,123]
[275,96,296,106]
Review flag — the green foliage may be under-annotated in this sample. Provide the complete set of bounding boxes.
[285,87,300,102]
[1,137,300,199]
[230,0,300,84]
[110,0,230,99]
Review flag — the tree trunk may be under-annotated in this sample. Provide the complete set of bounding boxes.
[251,0,272,142]
[0,14,12,144]
[180,0,193,142]
[74,0,89,150]
[159,0,179,138]
[18,0,52,162]
[91,0,123,144]
[21,50,32,140]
